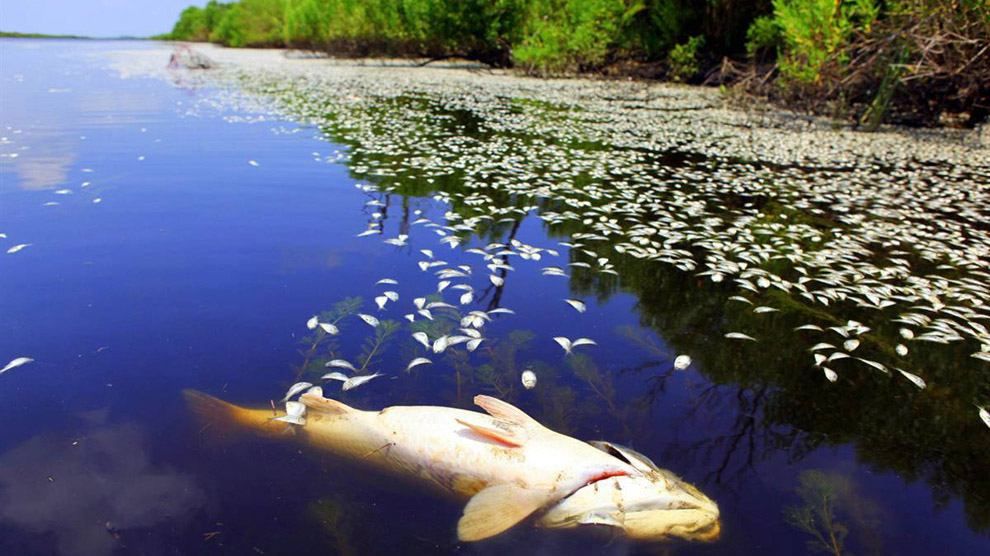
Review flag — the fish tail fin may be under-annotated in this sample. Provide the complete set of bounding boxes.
[183,389,289,440]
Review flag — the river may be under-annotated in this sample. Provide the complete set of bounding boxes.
[1,39,988,555]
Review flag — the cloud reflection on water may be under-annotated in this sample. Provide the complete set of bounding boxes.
[0,415,204,556]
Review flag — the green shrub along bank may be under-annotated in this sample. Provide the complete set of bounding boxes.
[163,0,988,127]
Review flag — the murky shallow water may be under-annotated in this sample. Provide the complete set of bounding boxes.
[1,39,989,555]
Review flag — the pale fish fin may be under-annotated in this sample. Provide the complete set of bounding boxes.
[473,395,539,429]
[457,483,548,541]
[456,417,527,447]
[299,393,355,415]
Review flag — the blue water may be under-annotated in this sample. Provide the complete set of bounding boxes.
[1,39,988,555]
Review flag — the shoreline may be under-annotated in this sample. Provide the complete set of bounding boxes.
[115,41,989,164]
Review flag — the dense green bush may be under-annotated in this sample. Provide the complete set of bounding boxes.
[772,0,878,84]
[667,35,704,82]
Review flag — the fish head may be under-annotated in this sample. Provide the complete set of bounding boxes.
[538,441,720,542]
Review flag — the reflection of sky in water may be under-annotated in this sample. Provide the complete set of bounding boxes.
[0,414,203,556]
[0,40,165,191]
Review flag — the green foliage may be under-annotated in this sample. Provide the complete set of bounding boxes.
[745,14,780,60]
[772,0,878,84]
[168,1,232,42]
[512,0,630,73]
[667,34,704,82]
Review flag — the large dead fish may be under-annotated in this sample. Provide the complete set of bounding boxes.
[184,390,719,542]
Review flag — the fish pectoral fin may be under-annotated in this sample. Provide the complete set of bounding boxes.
[299,393,354,415]
[457,483,548,542]
[473,395,540,429]
[456,417,527,447]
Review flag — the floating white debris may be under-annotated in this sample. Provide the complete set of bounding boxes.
[248,160,259,167]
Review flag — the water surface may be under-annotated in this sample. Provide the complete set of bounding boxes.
[1,39,988,555]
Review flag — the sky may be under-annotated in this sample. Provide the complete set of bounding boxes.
[1,0,206,38]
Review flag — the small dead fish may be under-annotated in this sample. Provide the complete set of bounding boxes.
[896,368,926,389]
[306,316,319,330]
[326,359,357,372]
[563,299,587,313]
[0,357,34,374]
[553,337,596,355]
[724,332,757,341]
[282,382,313,402]
[673,355,691,370]
[521,370,537,389]
[342,372,383,391]
[358,314,380,328]
[319,322,339,335]
[6,243,30,254]
[406,357,432,371]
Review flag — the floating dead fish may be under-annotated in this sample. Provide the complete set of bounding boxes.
[553,337,596,355]
[358,314,380,328]
[282,382,313,402]
[563,299,587,313]
[342,372,383,391]
[184,391,719,542]
[724,332,757,341]
[673,355,692,370]
[406,357,432,371]
[274,401,306,425]
[326,359,358,372]
[896,368,926,389]
[319,322,339,335]
[306,316,319,330]
[0,357,33,374]
[521,370,537,389]
[6,244,30,254]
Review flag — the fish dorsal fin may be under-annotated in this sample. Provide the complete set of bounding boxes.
[457,483,547,541]
[299,393,354,415]
[456,417,527,447]
[473,395,540,429]
[588,440,661,473]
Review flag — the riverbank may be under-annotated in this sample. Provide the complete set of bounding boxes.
[120,42,990,158]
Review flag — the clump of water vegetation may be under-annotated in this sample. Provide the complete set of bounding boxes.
[784,469,882,555]
[161,0,988,127]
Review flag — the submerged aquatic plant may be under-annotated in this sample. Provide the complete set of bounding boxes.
[784,470,852,556]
